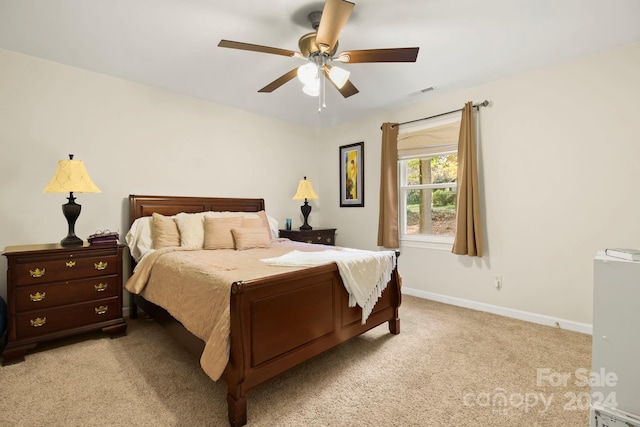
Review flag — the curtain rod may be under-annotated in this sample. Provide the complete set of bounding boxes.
[396,100,490,127]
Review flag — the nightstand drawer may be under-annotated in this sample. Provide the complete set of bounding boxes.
[279,228,336,246]
[15,296,121,339]
[13,254,118,286]
[313,234,333,245]
[15,275,119,311]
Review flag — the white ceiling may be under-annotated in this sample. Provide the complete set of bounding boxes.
[1,0,640,129]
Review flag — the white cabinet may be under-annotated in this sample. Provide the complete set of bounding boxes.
[591,252,640,426]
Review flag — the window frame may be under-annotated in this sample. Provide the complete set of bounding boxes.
[399,150,457,250]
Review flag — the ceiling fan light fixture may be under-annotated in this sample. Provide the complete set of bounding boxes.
[303,79,320,97]
[297,63,318,85]
[328,65,350,89]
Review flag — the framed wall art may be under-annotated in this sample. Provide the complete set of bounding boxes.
[339,142,364,207]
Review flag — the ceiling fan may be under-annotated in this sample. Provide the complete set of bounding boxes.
[218,0,419,110]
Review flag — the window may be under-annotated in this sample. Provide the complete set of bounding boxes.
[399,152,457,244]
[397,115,461,248]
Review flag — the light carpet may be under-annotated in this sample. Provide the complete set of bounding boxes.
[0,295,591,426]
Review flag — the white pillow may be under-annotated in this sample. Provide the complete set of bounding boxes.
[266,215,278,239]
[125,216,153,262]
[175,212,205,248]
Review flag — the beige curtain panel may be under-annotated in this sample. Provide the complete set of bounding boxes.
[452,102,483,257]
[377,122,399,249]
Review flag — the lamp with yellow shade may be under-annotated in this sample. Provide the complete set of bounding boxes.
[292,176,318,230]
[43,154,101,246]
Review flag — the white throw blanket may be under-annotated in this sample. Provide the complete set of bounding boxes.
[261,248,396,324]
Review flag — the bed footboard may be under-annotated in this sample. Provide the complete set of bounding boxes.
[222,259,401,427]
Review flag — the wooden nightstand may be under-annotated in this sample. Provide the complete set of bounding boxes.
[1,243,127,365]
[279,228,336,246]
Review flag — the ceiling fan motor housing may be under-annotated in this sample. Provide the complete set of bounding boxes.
[299,32,338,58]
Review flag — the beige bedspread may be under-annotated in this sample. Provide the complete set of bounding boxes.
[125,240,396,381]
[125,240,326,381]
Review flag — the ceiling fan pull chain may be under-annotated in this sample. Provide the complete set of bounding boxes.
[322,70,327,110]
[317,62,322,112]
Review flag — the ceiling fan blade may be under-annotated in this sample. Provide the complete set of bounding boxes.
[323,68,359,98]
[336,47,420,63]
[258,68,299,93]
[315,0,355,53]
[218,40,299,58]
[336,79,359,98]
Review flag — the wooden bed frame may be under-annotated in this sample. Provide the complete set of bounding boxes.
[127,194,402,426]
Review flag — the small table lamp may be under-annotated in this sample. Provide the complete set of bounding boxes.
[43,154,101,246]
[292,176,319,230]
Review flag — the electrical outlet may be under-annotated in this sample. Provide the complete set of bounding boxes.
[494,275,502,290]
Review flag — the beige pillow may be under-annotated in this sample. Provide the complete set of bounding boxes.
[232,227,272,250]
[245,211,271,237]
[204,216,243,249]
[241,217,263,228]
[175,212,205,248]
[151,212,180,248]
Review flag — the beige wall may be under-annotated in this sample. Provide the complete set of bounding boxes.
[2,42,639,328]
[319,42,640,328]
[0,49,321,302]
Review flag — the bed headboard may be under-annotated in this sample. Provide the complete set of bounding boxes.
[128,194,265,227]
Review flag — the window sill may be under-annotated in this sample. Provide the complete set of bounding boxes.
[400,236,454,251]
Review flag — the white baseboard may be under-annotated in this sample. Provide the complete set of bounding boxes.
[402,287,593,335]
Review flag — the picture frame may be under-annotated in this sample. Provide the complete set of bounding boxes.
[340,142,364,207]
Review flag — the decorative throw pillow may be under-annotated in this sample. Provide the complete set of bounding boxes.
[256,210,271,231]
[151,212,180,249]
[241,217,263,228]
[231,227,272,250]
[175,212,205,248]
[204,216,243,249]
[205,210,279,238]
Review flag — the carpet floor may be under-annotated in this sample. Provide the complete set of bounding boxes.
[0,295,591,426]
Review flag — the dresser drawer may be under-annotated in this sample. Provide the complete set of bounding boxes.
[15,274,119,311]
[15,296,121,339]
[13,254,118,286]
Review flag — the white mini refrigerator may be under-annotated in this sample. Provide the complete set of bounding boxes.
[591,252,640,426]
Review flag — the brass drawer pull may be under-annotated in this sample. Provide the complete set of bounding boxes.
[95,305,108,315]
[94,283,108,292]
[317,236,322,240]
[29,268,45,278]
[94,261,108,270]
[30,317,47,327]
[326,238,332,243]
[66,260,76,267]
[30,292,46,302]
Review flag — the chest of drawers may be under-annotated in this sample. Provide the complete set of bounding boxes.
[2,243,127,365]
